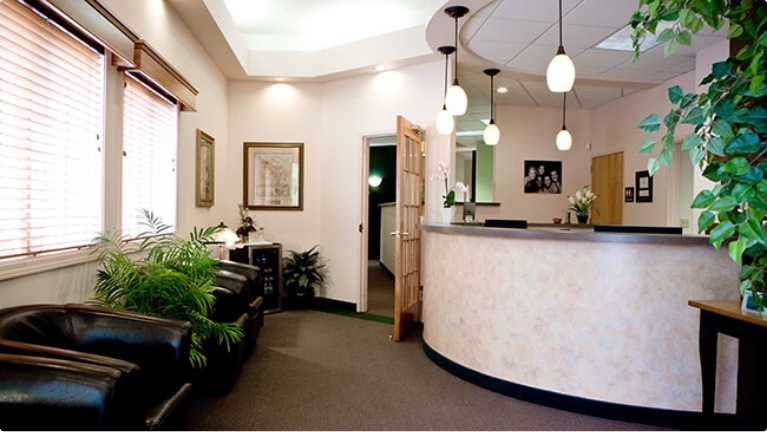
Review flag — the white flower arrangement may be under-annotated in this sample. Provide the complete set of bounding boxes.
[430,160,467,208]
[567,185,598,216]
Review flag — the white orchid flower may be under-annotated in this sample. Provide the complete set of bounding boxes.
[454,182,468,193]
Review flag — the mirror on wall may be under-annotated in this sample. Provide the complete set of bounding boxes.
[456,136,494,203]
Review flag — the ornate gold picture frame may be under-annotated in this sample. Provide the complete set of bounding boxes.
[195,129,215,207]
[243,142,304,210]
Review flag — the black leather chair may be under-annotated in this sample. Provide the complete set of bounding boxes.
[193,286,250,394]
[0,352,142,431]
[0,304,194,430]
[215,260,265,351]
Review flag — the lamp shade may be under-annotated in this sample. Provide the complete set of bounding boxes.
[445,83,467,116]
[556,127,572,151]
[484,122,499,145]
[546,51,575,92]
[436,107,454,135]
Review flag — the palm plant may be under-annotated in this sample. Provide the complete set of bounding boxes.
[91,209,243,369]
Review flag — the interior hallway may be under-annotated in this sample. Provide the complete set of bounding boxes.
[367,260,394,318]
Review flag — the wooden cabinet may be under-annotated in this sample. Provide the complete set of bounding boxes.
[228,243,283,313]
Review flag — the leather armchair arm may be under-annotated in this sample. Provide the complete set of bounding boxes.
[0,353,145,430]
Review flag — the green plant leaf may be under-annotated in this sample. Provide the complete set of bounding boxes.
[639,137,656,154]
[722,157,751,176]
[656,27,676,43]
[663,40,677,56]
[728,238,746,265]
[727,23,743,39]
[638,114,661,132]
[647,158,660,176]
[691,190,716,208]
[712,118,734,138]
[676,30,692,46]
[698,210,716,233]
[706,136,726,157]
[668,85,684,103]
[726,132,761,155]
[682,107,703,124]
[658,148,673,167]
[681,133,701,150]
[690,146,706,167]
[710,195,738,213]
[710,220,735,248]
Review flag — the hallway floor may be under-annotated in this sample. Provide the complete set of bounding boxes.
[367,260,393,317]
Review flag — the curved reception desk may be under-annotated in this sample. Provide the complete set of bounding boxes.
[420,223,741,426]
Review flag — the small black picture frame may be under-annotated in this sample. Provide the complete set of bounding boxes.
[635,170,653,203]
[625,187,634,203]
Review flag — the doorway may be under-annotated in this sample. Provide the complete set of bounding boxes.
[362,135,396,318]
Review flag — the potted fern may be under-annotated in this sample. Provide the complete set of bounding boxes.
[91,209,243,369]
[282,245,326,309]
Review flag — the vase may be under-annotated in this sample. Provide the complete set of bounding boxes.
[576,214,589,224]
[440,207,454,224]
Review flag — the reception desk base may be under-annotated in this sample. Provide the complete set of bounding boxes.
[420,223,741,428]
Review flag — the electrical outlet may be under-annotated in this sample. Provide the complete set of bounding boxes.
[680,218,689,228]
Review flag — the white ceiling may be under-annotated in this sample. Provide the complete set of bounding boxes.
[166,0,727,137]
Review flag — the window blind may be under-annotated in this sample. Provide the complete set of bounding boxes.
[0,0,104,260]
[121,74,178,238]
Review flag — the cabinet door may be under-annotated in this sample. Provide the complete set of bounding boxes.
[250,245,282,312]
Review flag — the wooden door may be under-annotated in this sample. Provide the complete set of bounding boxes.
[392,116,423,341]
[591,151,623,224]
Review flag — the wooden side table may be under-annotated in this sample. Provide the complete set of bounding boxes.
[689,300,767,428]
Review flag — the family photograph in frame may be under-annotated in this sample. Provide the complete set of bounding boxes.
[524,160,562,194]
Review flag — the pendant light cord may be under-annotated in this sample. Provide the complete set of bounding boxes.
[453,17,459,83]
[558,0,563,47]
[444,51,450,101]
[562,92,567,128]
[490,74,494,121]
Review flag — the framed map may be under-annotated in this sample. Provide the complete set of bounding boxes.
[243,142,303,210]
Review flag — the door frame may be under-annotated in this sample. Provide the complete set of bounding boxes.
[358,132,396,313]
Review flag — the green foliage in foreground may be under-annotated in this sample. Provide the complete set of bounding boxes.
[91,209,243,369]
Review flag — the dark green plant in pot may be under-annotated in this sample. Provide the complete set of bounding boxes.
[630,1,767,309]
[282,245,326,298]
[91,209,243,369]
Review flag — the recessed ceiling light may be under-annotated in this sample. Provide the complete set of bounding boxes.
[275,77,286,82]
[596,22,674,52]
[496,87,508,94]
[374,65,387,72]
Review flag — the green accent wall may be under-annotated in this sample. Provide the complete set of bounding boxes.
[476,143,494,202]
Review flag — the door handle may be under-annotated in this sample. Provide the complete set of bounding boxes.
[390,231,410,237]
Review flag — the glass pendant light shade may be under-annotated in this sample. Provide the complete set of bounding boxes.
[436,106,455,135]
[556,127,572,150]
[445,82,468,116]
[547,0,575,93]
[484,121,500,145]
[546,48,576,92]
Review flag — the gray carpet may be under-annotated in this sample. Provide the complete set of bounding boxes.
[188,310,673,431]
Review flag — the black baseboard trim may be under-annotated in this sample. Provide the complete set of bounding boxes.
[422,340,752,431]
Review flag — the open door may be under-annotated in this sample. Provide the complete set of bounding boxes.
[391,116,423,341]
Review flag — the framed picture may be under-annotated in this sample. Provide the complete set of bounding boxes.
[243,142,304,210]
[195,129,215,207]
[635,170,653,203]
[625,187,634,203]
[524,160,562,194]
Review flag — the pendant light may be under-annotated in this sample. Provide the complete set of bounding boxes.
[546,0,575,92]
[483,68,500,146]
[444,6,469,116]
[556,92,572,151]
[436,45,456,135]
